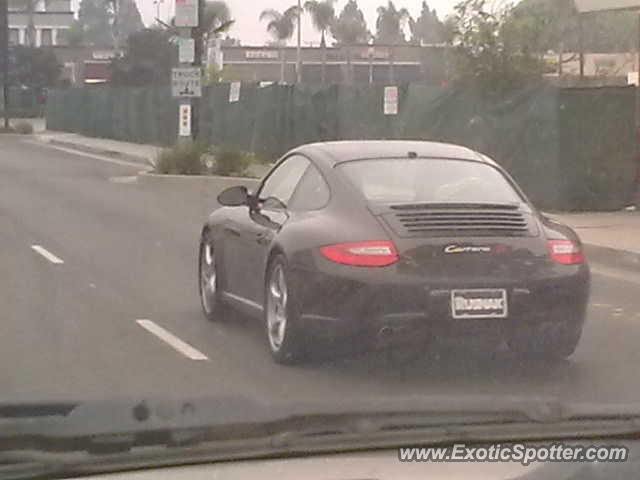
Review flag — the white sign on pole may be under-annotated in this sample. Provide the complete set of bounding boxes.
[178,38,195,63]
[179,104,192,137]
[172,68,202,98]
[229,82,241,103]
[175,0,198,27]
[384,86,398,115]
[575,0,640,12]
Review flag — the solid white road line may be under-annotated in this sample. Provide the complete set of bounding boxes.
[136,320,209,361]
[31,245,64,264]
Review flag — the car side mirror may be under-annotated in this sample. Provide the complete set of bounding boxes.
[218,185,250,207]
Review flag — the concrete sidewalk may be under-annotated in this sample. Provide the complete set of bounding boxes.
[36,131,160,167]
[34,130,275,178]
[549,212,640,271]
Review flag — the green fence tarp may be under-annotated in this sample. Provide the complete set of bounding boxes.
[45,84,638,211]
[0,87,43,117]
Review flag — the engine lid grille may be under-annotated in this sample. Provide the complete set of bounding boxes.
[383,204,537,238]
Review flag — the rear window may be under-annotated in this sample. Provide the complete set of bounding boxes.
[338,158,523,204]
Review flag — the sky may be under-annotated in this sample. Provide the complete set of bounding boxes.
[135,0,458,46]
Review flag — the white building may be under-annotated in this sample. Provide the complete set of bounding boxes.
[8,0,74,47]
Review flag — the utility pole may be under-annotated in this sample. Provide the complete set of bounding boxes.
[173,0,201,144]
[296,0,301,84]
[578,13,585,81]
[155,0,163,22]
[111,0,120,56]
[0,0,8,129]
[191,0,204,140]
[637,12,640,129]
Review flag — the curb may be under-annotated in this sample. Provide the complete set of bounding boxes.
[47,138,154,167]
[584,243,640,272]
[137,171,261,189]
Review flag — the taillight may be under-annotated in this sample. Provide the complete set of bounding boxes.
[320,241,399,267]
[548,240,585,265]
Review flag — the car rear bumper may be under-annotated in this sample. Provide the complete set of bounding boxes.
[290,260,590,347]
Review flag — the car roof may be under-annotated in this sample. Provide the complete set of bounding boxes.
[298,140,493,167]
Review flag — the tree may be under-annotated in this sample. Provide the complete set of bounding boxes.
[78,0,114,47]
[507,0,577,75]
[375,1,411,45]
[410,1,444,45]
[305,0,336,84]
[375,1,411,83]
[259,6,302,83]
[583,11,637,53]
[9,46,61,87]
[446,0,545,94]
[508,0,638,75]
[331,0,369,83]
[58,20,86,47]
[201,1,234,45]
[112,0,145,49]
[110,28,178,86]
[198,1,235,67]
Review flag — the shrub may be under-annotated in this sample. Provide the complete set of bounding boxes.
[211,148,257,177]
[155,141,206,175]
[13,121,34,134]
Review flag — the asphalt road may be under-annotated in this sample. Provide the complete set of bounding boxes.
[2,135,640,409]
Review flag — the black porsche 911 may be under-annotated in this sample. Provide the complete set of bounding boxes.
[198,141,590,364]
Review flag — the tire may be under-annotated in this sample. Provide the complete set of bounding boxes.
[264,254,308,365]
[198,231,225,321]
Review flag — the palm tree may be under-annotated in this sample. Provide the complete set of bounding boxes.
[260,6,302,84]
[375,1,411,83]
[21,0,37,46]
[304,0,335,84]
[331,0,370,84]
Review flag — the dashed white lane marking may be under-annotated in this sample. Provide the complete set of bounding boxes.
[592,303,612,308]
[136,319,208,361]
[109,176,139,184]
[31,245,64,264]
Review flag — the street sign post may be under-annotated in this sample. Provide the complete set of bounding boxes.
[179,104,191,137]
[229,82,241,103]
[175,0,198,27]
[178,38,195,64]
[1,0,9,129]
[173,0,202,143]
[172,67,202,98]
[384,86,398,116]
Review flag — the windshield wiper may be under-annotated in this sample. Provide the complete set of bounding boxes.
[2,395,640,476]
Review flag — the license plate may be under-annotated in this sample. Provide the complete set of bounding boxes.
[451,289,508,319]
